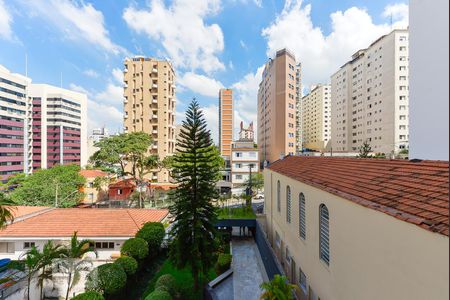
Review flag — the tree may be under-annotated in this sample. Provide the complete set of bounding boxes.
[0,193,15,229]
[58,232,94,300]
[85,263,127,295]
[9,165,86,207]
[259,275,299,300]
[22,246,42,300]
[114,256,138,276]
[37,241,65,300]
[72,291,105,300]
[241,173,264,195]
[168,100,223,291]
[90,132,163,208]
[120,238,149,260]
[358,140,372,158]
[135,222,165,255]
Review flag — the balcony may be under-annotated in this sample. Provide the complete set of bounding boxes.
[152,84,158,89]
[152,68,158,74]
[152,114,158,119]
[152,99,158,104]
[152,145,158,150]
[152,130,158,134]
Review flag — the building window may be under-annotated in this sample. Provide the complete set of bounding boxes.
[118,189,122,195]
[236,175,243,180]
[277,181,281,213]
[285,247,292,265]
[299,193,306,239]
[90,242,115,249]
[236,152,242,157]
[319,204,330,265]
[286,186,291,223]
[24,242,35,249]
[88,193,94,201]
[275,231,281,248]
[298,267,307,292]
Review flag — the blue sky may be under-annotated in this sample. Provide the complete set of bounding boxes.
[0,0,408,142]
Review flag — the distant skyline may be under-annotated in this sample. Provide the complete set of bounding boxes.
[0,0,408,143]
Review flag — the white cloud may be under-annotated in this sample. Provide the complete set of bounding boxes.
[112,68,124,84]
[83,69,99,78]
[262,0,409,89]
[19,0,126,55]
[178,72,224,97]
[69,83,91,96]
[87,99,123,133]
[95,83,123,106]
[123,0,225,73]
[383,3,409,27]
[0,0,13,40]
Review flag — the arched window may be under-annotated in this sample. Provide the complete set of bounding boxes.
[299,193,306,239]
[319,204,330,265]
[277,181,281,213]
[286,186,291,223]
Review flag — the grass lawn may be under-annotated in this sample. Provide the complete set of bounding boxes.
[143,259,217,300]
[217,206,256,219]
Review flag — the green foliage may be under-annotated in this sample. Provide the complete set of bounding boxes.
[136,222,165,253]
[7,260,25,271]
[358,140,373,158]
[72,291,105,300]
[217,206,256,219]
[241,173,264,193]
[144,290,172,300]
[114,256,138,276]
[168,100,222,291]
[259,275,299,300]
[121,238,149,260]
[155,274,177,296]
[215,254,232,275]
[86,263,127,295]
[399,149,409,155]
[0,193,15,229]
[9,165,86,207]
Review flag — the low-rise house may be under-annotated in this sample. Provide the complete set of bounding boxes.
[108,179,136,201]
[264,156,449,300]
[79,169,110,205]
[0,207,169,260]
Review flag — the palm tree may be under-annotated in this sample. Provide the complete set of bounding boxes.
[37,241,65,300]
[58,232,94,300]
[260,275,299,300]
[22,246,42,300]
[0,193,15,229]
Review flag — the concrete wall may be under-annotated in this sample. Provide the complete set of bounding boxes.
[409,0,449,160]
[264,168,449,300]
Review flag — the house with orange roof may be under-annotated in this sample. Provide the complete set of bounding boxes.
[264,156,449,300]
[0,207,169,260]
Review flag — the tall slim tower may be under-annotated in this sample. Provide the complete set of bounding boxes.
[219,89,233,157]
[123,57,176,183]
[257,49,299,165]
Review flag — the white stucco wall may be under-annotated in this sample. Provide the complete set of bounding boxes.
[264,169,449,300]
[409,0,449,160]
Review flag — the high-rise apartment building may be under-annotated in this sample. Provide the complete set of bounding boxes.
[0,66,32,182]
[29,84,87,170]
[295,64,303,154]
[123,57,176,183]
[219,89,233,157]
[258,49,301,165]
[302,84,331,151]
[87,127,110,160]
[331,29,409,155]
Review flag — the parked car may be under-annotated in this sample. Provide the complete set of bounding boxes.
[255,192,264,200]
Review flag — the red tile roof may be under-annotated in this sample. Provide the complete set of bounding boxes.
[109,179,136,188]
[79,170,109,178]
[0,208,169,238]
[268,157,449,236]
[6,206,51,219]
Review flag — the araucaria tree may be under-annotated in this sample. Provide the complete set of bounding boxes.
[358,140,373,158]
[168,100,223,291]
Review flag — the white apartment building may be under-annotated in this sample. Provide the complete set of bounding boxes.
[331,29,409,155]
[302,85,331,151]
[231,140,259,190]
[29,84,88,169]
[87,127,110,160]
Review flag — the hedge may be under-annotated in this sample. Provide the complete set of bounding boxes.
[115,256,138,276]
[71,291,105,300]
[144,290,172,300]
[215,253,232,275]
[135,222,165,253]
[86,263,127,295]
[120,237,149,260]
[154,274,177,296]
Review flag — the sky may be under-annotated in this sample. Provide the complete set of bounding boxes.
[0,0,408,143]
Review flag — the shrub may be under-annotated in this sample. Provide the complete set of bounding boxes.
[120,237,149,260]
[144,290,172,300]
[155,274,177,296]
[215,253,232,275]
[86,263,127,295]
[72,291,105,300]
[115,256,138,276]
[136,222,165,252]
[7,260,25,272]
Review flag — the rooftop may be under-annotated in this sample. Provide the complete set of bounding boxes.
[0,208,169,238]
[79,169,109,178]
[268,157,449,236]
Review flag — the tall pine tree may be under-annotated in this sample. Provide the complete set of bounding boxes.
[168,100,223,291]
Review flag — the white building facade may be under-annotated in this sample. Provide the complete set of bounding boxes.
[302,84,331,151]
[331,29,409,155]
[231,140,259,189]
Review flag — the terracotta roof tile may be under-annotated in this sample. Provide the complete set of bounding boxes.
[0,208,169,238]
[268,157,449,236]
[79,170,109,178]
[6,206,51,219]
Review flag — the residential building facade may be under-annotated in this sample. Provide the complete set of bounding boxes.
[331,29,409,155]
[231,124,259,190]
[219,88,234,157]
[87,127,110,160]
[295,63,303,154]
[79,169,109,205]
[302,84,331,151]
[238,121,254,141]
[264,156,449,300]
[29,84,88,169]
[258,49,301,165]
[0,66,32,182]
[123,56,176,183]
